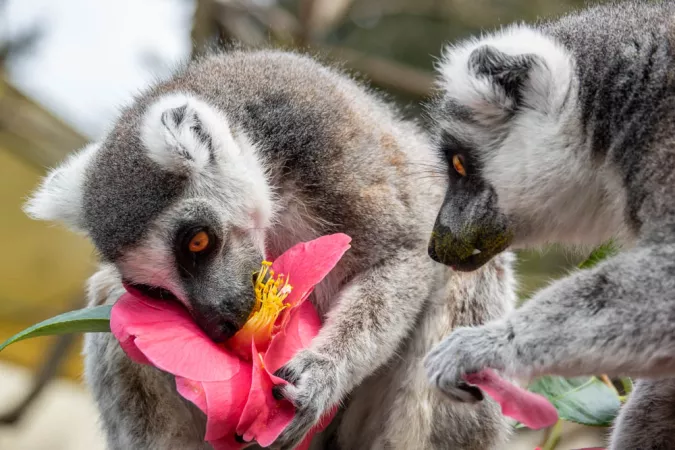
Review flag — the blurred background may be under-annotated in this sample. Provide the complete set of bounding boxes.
[0,0,604,449]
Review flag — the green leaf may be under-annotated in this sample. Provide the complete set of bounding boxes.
[528,375,621,427]
[0,305,112,352]
[578,240,620,270]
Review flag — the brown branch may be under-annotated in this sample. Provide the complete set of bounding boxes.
[0,77,86,170]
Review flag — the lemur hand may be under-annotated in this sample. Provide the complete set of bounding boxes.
[425,323,511,402]
[271,349,338,450]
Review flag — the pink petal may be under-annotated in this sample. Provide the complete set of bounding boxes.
[265,301,322,374]
[202,367,253,442]
[111,330,152,366]
[463,369,558,430]
[237,343,295,447]
[111,292,243,382]
[175,377,208,414]
[175,368,252,449]
[271,233,351,308]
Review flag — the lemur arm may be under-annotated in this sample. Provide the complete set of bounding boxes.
[425,241,675,401]
[271,249,434,450]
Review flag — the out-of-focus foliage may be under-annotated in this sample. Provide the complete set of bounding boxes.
[528,376,621,427]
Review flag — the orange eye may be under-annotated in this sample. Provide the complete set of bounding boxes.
[452,155,467,177]
[188,231,210,253]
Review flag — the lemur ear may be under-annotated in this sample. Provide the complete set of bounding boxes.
[23,142,99,233]
[141,93,239,175]
[468,45,543,107]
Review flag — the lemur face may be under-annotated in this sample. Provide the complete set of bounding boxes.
[25,93,274,342]
[427,26,576,270]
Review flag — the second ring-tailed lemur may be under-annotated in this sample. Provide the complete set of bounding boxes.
[25,49,516,449]
[423,1,675,449]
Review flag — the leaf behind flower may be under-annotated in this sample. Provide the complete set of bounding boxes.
[0,305,111,352]
[527,375,620,427]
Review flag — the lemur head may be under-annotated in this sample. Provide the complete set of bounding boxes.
[427,25,602,271]
[25,92,274,342]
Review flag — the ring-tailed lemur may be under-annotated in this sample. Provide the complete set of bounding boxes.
[24,49,515,449]
[423,1,675,448]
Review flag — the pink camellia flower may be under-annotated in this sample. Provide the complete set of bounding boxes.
[111,233,352,450]
[464,369,559,430]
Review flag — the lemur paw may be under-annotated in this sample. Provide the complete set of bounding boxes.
[271,349,337,450]
[424,325,507,403]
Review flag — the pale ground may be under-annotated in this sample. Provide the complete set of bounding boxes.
[0,362,607,450]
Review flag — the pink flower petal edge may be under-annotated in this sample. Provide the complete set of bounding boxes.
[111,293,244,382]
[271,233,351,309]
[463,369,558,430]
[236,342,296,447]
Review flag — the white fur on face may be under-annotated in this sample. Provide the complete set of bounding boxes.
[23,142,100,233]
[117,231,192,311]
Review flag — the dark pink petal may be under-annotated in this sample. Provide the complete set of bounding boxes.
[112,332,152,366]
[271,234,351,308]
[197,365,252,444]
[111,292,243,382]
[175,377,208,414]
[237,343,295,447]
[265,301,322,374]
[463,369,558,430]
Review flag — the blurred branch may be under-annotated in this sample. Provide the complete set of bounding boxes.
[212,0,300,44]
[0,295,84,426]
[327,46,433,97]
[207,0,434,98]
[299,0,356,43]
[0,333,76,424]
[0,27,43,73]
[191,0,219,57]
[0,78,86,170]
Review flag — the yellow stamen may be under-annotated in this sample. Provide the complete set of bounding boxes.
[227,261,293,356]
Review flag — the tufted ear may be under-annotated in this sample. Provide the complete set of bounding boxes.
[23,143,99,233]
[438,26,574,120]
[141,93,240,175]
[468,45,543,107]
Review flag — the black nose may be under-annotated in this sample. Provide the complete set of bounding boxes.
[428,241,442,264]
[190,304,241,343]
[202,320,238,343]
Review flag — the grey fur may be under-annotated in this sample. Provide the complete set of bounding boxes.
[28,50,515,449]
[424,1,675,448]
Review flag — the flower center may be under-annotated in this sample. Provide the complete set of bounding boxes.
[249,261,292,329]
[226,261,293,357]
